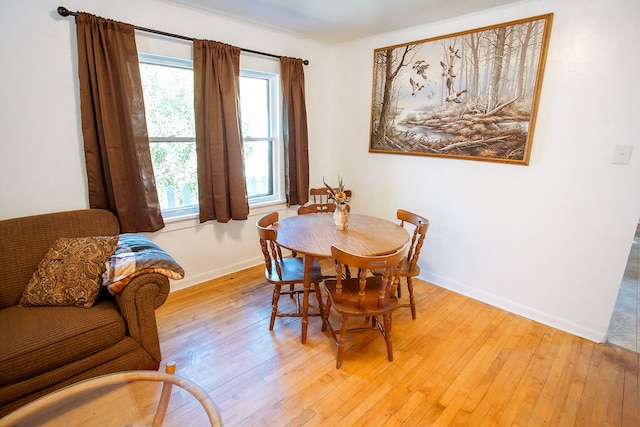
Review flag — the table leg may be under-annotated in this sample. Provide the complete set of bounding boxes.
[301,254,313,344]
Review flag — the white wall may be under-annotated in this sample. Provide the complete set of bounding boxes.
[0,0,333,289]
[331,0,640,341]
[1,0,638,342]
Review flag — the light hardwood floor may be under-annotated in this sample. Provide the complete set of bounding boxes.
[156,262,639,426]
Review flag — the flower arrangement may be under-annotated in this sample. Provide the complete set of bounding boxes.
[323,176,349,230]
[323,176,349,205]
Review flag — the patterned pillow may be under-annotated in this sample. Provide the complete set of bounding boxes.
[19,236,119,308]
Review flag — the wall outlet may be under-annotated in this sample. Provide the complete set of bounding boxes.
[612,145,633,165]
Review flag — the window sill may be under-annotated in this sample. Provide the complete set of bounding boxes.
[154,200,292,233]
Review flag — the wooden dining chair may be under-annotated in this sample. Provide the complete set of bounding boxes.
[309,187,352,204]
[393,209,430,320]
[321,245,405,369]
[297,203,336,215]
[256,212,325,330]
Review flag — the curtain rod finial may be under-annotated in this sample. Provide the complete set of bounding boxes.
[303,60,309,66]
[57,6,71,17]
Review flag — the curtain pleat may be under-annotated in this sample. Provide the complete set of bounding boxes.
[280,57,310,207]
[193,40,249,223]
[75,13,164,232]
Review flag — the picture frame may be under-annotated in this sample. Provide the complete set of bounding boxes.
[369,14,553,165]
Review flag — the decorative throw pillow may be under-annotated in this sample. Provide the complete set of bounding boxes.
[19,236,119,308]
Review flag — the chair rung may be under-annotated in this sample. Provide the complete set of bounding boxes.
[275,311,323,318]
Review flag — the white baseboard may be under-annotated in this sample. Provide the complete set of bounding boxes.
[422,271,607,343]
[169,256,264,293]
[167,262,608,343]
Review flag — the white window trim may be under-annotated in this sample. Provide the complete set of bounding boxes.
[138,52,286,222]
[241,68,284,206]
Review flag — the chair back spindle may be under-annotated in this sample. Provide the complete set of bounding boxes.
[397,209,429,276]
[331,246,403,309]
[308,187,352,204]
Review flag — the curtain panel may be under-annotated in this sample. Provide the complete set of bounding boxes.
[193,40,249,223]
[75,13,164,232]
[280,57,310,207]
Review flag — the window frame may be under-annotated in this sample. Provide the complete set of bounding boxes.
[240,68,283,206]
[138,52,285,220]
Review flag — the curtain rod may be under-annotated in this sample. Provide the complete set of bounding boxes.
[57,6,309,65]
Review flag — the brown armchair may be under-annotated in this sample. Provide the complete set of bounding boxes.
[0,209,171,417]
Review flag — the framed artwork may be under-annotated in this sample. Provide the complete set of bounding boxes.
[369,14,553,165]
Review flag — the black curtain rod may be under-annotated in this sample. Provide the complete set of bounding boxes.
[57,6,309,65]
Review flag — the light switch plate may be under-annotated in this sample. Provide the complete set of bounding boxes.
[612,145,633,165]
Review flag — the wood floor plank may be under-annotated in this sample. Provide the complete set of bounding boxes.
[154,263,639,426]
[415,303,509,424]
[622,353,640,427]
[464,318,546,425]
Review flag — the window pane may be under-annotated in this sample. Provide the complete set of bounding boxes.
[140,63,195,138]
[150,141,198,210]
[140,57,198,214]
[240,76,269,138]
[244,140,272,198]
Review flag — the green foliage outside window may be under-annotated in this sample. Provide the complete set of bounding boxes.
[140,62,198,210]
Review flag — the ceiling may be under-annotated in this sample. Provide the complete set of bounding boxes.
[162,0,526,44]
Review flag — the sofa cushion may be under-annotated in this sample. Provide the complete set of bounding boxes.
[0,209,121,310]
[0,298,126,386]
[19,236,118,308]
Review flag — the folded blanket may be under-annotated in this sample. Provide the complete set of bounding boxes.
[102,234,185,294]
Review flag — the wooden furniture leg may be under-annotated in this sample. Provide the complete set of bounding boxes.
[301,254,313,344]
[152,361,176,427]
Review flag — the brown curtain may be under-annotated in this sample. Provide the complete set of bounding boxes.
[75,13,164,232]
[193,40,249,223]
[280,57,310,206]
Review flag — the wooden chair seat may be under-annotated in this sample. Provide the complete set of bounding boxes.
[399,256,420,276]
[264,257,323,284]
[373,256,420,278]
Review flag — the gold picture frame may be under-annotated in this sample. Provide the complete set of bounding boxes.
[369,14,553,165]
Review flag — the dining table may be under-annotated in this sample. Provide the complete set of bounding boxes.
[274,212,410,344]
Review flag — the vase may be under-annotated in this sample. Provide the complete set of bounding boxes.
[333,203,349,231]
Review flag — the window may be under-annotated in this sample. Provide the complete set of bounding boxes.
[139,54,197,217]
[240,70,280,204]
[139,53,282,219]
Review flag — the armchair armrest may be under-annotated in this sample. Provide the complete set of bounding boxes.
[113,273,170,364]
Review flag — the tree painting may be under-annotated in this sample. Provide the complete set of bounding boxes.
[369,14,553,165]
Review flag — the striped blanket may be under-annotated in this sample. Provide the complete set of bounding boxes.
[102,233,185,294]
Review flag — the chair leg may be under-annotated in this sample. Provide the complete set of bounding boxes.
[321,295,331,332]
[407,277,416,320]
[336,314,349,369]
[313,282,325,320]
[269,284,282,330]
[383,313,393,362]
[344,265,351,279]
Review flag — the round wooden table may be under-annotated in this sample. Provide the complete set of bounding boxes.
[274,213,409,343]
